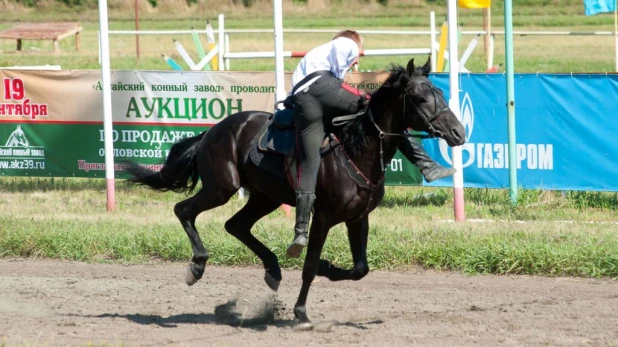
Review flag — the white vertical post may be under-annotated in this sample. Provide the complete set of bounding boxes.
[224,32,231,70]
[273,0,286,107]
[273,0,292,217]
[98,0,116,211]
[218,13,225,71]
[430,11,437,72]
[447,0,464,221]
[484,7,491,70]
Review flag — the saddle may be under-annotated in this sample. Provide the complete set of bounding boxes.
[258,107,297,157]
[248,106,375,190]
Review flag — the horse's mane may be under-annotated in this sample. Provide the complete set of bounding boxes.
[341,64,410,158]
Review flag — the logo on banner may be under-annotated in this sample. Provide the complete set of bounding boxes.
[439,92,554,170]
[0,125,46,170]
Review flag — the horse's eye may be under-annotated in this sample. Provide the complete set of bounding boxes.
[415,96,427,103]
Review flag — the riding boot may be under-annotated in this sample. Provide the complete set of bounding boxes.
[399,135,456,183]
[286,191,316,258]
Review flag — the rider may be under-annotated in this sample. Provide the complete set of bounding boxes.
[286,30,455,258]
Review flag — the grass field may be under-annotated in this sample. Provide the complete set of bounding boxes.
[0,0,617,72]
[1,178,617,278]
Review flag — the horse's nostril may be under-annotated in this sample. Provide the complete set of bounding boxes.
[452,128,461,141]
[451,127,466,145]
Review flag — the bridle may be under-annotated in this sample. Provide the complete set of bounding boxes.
[404,80,451,139]
[368,79,450,172]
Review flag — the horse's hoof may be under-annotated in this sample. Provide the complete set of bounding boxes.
[264,272,280,291]
[185,265,198,286]
[294,306,310,323]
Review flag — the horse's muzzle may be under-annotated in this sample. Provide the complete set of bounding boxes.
[443,122,466,147]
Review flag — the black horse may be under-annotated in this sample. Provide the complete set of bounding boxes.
[124,58,465,322]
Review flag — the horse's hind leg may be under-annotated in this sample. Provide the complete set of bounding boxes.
[225,191,282,291]
[317,217,370,281]
[175,186,236,286]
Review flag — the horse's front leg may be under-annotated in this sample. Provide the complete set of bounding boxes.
[317,216,369,281]
[293,212,330,323]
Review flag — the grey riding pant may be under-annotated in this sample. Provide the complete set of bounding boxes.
[293,73,364,193]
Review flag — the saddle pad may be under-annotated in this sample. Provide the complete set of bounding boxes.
[258,124,296,157]
[249,126,287,178]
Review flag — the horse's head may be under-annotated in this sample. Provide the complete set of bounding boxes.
[401,58,465,147]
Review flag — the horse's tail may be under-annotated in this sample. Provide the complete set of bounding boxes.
[123,131,206,194]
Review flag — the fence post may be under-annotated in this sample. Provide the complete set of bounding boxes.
[218,14,225,71]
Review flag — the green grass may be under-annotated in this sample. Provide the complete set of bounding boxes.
[0,0,616,72]
[1,177,618,278]
[2,213,617,277]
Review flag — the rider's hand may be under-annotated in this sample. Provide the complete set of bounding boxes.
[359,94,370,108]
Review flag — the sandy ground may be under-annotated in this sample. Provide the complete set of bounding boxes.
[0,259,617,347]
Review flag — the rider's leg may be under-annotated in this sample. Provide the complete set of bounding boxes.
[323,82,366,115]
[398,133,456,182]
[286,77,366,258]
[287,95,323,258]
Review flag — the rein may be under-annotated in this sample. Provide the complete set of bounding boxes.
[332,78,451,173]
[367,109,407,172]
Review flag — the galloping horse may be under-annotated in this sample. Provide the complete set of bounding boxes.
[124,58,465,322]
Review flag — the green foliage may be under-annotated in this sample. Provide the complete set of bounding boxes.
[21,0,40,7]
[566,191,618,209]
[2,211,617,278]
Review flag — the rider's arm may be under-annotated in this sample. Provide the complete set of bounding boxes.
[328,37,359,80]
[329,38,371,105]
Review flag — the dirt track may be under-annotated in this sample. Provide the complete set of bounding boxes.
[0,259,617,346]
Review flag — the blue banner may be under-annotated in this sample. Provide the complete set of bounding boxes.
[583,0,616,16]
[423,74,618,191]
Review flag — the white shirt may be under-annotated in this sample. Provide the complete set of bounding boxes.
[291,37,359,94]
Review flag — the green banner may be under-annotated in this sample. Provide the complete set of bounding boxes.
[0,122,422,184]
[0,123,204,178]
[386,150,423,186]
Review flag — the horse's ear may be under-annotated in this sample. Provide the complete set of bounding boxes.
[406,58,415,76]
[422,56,431,77]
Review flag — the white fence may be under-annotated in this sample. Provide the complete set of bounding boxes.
[105,13,618,72]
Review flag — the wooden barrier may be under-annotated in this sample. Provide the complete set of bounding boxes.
[0,22,82,52]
